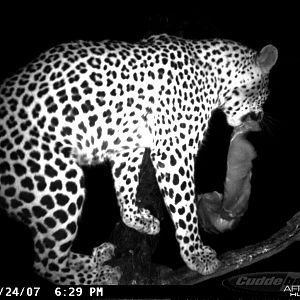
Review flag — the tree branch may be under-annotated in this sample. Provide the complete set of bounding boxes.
[161,210,300,284]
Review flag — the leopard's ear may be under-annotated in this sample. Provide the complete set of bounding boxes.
[256,45,278,74]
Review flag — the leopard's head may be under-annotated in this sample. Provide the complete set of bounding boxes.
[220,44,278,127]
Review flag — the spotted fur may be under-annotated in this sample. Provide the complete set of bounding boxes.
[0,34,277,284]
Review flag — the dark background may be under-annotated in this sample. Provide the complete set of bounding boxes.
[0,3,299,298]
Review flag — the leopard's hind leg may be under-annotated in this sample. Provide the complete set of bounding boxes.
[68,242,116,271]
[22,154,120,285]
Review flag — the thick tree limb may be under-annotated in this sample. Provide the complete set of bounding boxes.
[160,210,300,285]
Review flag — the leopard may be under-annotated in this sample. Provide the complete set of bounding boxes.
[0,34,278,284]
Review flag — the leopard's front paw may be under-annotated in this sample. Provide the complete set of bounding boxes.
[185,245,221,275]
[122,208,160,235]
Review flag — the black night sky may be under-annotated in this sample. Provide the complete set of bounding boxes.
[0,3,299,298]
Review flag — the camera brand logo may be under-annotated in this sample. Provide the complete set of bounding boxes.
[222,272,300,296]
